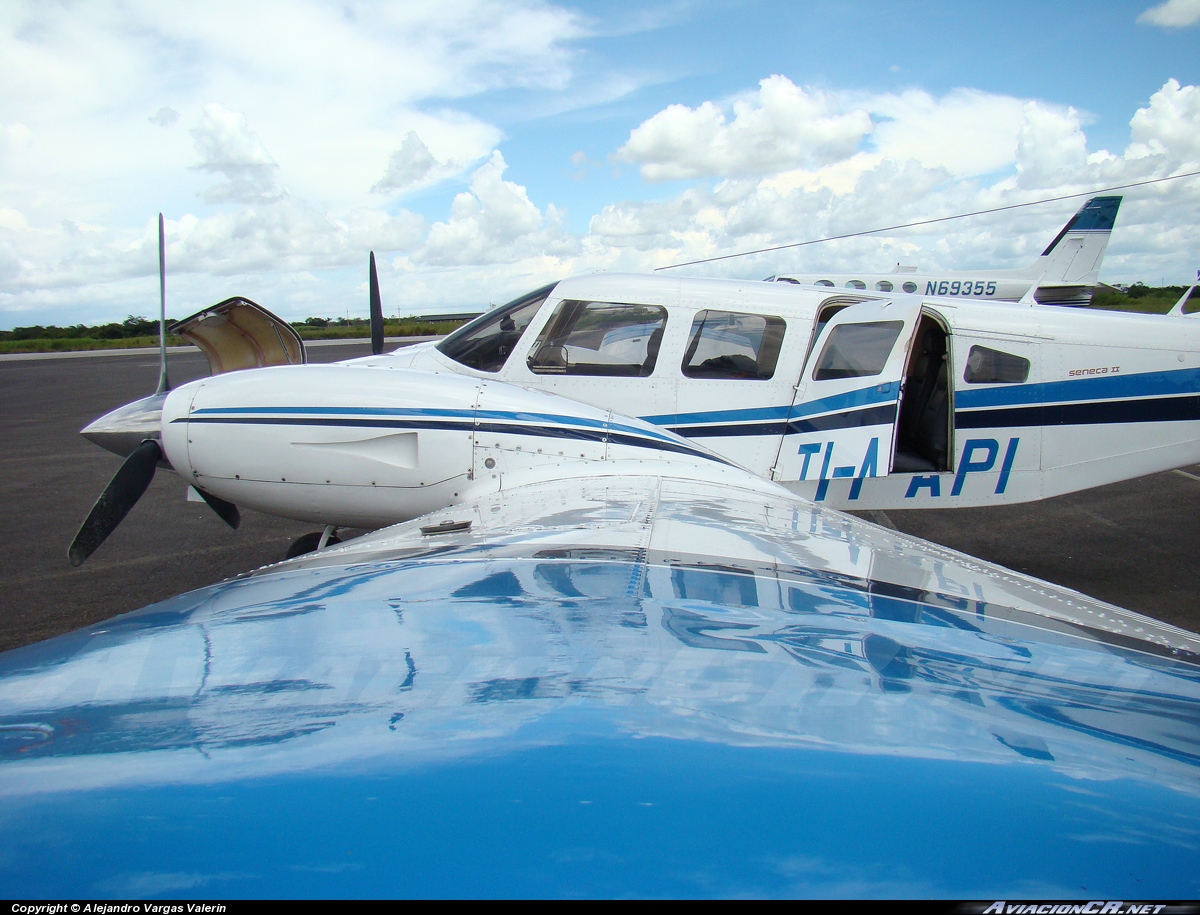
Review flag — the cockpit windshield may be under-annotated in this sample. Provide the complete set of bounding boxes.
[436,282,558,372]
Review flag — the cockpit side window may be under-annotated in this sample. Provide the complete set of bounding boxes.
[436,283,555,372]
[963,345,1030,384]
[528,300,667,376]
[682,310,786,380]
[813,321,904,380]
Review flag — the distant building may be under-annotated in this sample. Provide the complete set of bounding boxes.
[410,312,483,323]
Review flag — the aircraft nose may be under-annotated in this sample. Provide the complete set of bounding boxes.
[80,391,169,459]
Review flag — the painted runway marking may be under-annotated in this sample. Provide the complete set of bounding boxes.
[1173,469,1200,482]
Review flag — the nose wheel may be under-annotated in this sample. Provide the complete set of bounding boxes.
[286,525,341,559]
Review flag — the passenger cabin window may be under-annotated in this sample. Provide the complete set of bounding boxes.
[437,283,554,372]
[528,300,667,376]
[902,282,918,293]
[847,279,866,290]
[815,279,835,287]
[813,321,904,381]
[964,345,1030,384]
[682,310,786,380]
[875,280,893,292]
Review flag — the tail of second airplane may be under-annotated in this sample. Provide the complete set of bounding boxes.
[1007,196,1121,304]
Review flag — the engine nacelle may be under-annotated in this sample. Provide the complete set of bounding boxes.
[160,364,703,529]
[162,365,487,528]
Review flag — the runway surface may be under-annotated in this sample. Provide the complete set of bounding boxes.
[2,342,1198,652]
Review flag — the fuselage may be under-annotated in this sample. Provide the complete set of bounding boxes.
[151,272,1200,527]
[767,271,1090,306]
[389,273,1200,510]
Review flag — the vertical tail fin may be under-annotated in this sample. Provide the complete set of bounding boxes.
[1021,196,1122,285]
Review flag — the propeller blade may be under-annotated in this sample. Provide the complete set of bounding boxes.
[68,439,163,566]
[156,213,170,394]
[369,250,384,356]
[195,488,240,529]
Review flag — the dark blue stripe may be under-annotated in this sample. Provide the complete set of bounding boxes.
[1039,197,1119,255]
[193,405,679,446]
[183,416,474,433]
[193,405,478,419]
[787,403,898,434]
[670,421,790,438]
[956,394,1200,429]
[180,416,727,465]
[479,421,726,463]
[643,381,898,428]
[671,403,898,438]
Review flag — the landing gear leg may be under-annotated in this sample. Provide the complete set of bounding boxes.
[286,526,342,559]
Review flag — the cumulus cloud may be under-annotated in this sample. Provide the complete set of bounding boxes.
[2,0,1199,332]
[190,103,284,204]
[592,78,1200,284]
[370,127,493,196]
[868,89,1029,177]
[1138,0,1200,27]
[620,81,1097,193]
[1128,79,1200,159]
[0,120,32,154]
[165,201,426,276]
[618,76,873,181]
[418,151,574,266]
[148,106,179,127]
[1013,102,1088,187]
[0,1,586,221]
[0,1,608,326]
[373,132,439,193]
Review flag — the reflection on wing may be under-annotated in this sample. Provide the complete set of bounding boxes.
[7,473,1196,769]
[1,472,1199,897]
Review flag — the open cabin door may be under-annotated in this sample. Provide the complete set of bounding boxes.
[771,298,922,503]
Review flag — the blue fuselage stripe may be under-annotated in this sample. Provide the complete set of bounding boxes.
[191,406,680,446]
[956,367,1200,409]
[642,381,899,427]
[179,416,728,465]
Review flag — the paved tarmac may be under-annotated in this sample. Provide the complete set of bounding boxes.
[2,342,1198,652]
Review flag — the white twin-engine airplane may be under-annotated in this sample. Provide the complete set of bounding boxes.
[71,248,1200,565]
[21,222,1200,900]
[770,195,1121,307]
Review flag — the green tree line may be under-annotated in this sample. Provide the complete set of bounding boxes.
[4,284,1195,354]
[1090,282,1196,314]
[0,314,469,353]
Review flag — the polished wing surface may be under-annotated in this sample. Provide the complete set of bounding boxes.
[4,464,1200,897]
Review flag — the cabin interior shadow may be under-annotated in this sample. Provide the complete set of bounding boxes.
[894,314,951,473]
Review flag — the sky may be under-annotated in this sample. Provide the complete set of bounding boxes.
[1,0,1199,329]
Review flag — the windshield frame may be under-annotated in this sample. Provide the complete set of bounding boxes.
[435,281,559,373]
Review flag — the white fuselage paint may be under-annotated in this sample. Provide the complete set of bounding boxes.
[159,273,1200,526]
